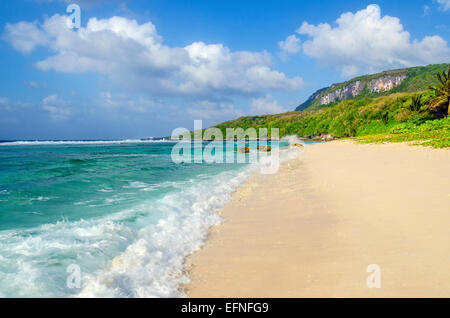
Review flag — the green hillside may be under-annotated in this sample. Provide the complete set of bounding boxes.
[211,65,450,148]
[296,63,450,111]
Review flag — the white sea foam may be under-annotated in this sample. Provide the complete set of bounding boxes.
[77,170,247,297]
[73,200,95,206]
[124,181,150,189]
[97,188,114,193]
[282,135,307,146]
[104,196,126,204]
[24,211,44,215]
[0,141,304,298]
[29,196,51,202]
[0,139,175,146]
[77,143,303,298]
[0,213,137,297]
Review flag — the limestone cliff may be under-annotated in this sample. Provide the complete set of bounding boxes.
[319,81,363,105]
[295,64,450,111]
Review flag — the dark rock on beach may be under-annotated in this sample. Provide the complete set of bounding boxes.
[299,133,337,142]
[235,147,251,153]
[256,145,272,152]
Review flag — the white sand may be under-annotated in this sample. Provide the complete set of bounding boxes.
[186,141,450,297]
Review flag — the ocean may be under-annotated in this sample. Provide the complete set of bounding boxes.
[0,139,304,297]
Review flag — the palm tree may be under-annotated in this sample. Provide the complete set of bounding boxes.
[409,94,423,113]
[429,67,450,118]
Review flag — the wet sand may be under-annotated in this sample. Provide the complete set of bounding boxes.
[186,141,450,297]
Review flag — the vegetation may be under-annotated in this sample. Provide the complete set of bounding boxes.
[408,94,423,113]
[428,67,450,118]
[211,67,450,149]
[355,117,450,148]
[296,63,450,111]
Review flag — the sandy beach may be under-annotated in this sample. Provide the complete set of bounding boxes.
[186,141,450,298]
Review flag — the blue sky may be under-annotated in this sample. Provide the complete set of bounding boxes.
[0,0,449,140]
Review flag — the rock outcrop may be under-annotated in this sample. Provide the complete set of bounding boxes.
[301,133,337,142]
[256,145,272,152]
[368,75,406,93]
[320,81,362,105]
[235,147,251,153]
[295,67,422,111]
[318,74,406,106]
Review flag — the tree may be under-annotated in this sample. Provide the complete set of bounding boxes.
[429,67,450,118]
[408,94,423,113]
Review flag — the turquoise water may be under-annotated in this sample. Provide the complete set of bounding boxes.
[0,140,298,297]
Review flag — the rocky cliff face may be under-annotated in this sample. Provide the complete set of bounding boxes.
[295,87,328,111]
[368,75,406,93]
[320,81,362,105]
[319,75,406,106]
[295,64,449,111]
[296,72,409,111]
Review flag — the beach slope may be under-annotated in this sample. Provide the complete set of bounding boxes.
[186,141,450,297]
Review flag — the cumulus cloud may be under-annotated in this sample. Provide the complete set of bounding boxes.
[187,100,244,120]
[0,97,12,112]
[278,34,301,60]
[25,81,44,88]
[98,92,163,114]
[4,15,303,101]
[249,95,285,115]
[437,0,450,11]
[2,21,48,54]
[0,97,30,112]
[42,94,71,120]
[294,4,450,77]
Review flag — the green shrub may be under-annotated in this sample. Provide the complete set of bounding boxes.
[213,92,449,148]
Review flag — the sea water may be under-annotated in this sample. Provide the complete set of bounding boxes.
[0,139,304,297]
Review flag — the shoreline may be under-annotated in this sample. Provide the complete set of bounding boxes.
[185,140,450,297]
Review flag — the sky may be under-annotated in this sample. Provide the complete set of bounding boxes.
[0,0,449,140]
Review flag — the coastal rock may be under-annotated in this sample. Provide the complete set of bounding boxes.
[319,133,336,142]
[235,147,250,153]
[257,145,272,152]
[302,133,337,142]
[291,143,304,149]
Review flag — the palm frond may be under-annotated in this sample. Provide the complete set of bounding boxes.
[437,73,445,86]
[429,67,450,118]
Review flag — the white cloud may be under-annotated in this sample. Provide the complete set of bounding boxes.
[98,92,161,114]
[25,81,43,88]
[0,97,30,112]
[296,4,450,77]
[42,94,71,120]
[249,95,285,115]
[3,21,48,54]
[437,0,450,11]
[246,65,304,90]
[188,100,243,120]
[4,15,303,101]
[0,97,12,112]
[278,34,301,60]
